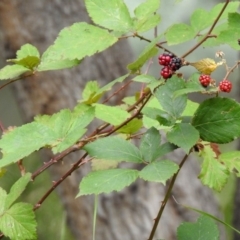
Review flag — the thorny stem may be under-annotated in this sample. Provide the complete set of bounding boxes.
[148,154,189,240]
[33,152,88,210]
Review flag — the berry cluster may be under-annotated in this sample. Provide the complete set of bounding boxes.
[198,74,232,93]
[199,74,211,87]
[219,80,232,93]
[158,53,182,79]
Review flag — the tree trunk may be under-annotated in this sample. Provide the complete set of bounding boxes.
[0,1,225,239]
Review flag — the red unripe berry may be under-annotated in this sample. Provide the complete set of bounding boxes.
[199,74,211,87]
[158,53,174,66]
[160,66,172,79]
[219,80,232,93]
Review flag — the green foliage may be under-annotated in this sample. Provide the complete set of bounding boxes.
[39,22,118,62]
[154,76,187,120]
[199,143,229,192]
[0,65,31,80]
[0,174,36,240]
[167,123,199,153]
[128,35,162,72]
[94,104,130,125]
[84,136,143,163]
[0,105,94,167]
[177,215,219,240]
[139,160,179,184]
[1,0,240,239]
[192,98,240,143]
[77,168,139,196]
[133,0,161,33]
[85,0,133,33]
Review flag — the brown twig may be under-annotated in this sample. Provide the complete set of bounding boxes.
[0,73,34,91]
[223,61,240,80]
[148,153,189,240]
[33,152,88,210]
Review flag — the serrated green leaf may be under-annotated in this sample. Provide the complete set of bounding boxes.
[142,115,161,130]
[0,188,7,213]
[0,203,36,240]
[37,45,81,71]
[35,106,94,153]
[85,0,133,33]
[127,34,162,72]
[220,151,240,177]
[9,56,40,69]
[133,74,157,83]
[82,81,99,101]
[181,204,240,236]
[143,107,175,126]
[139,160,179,184]
[94,104,130,125]
[134,0,160,18]
[156,142,178,157]
[228,12,240,29]
[77,168,139,196]
[140,127,161,162]
[192,98,240,143]
[0,106,94,167]
[84,136,143,163]
[16,44,40,59]
[134,14,161,33]
[167,123,199,153]
[173,73,204,98]
[190,2,239,32]
[5,173,31,209]
[165,23,195,45]
[0,122,56,168]
[218,28,240,50]
[199,144,229,191]
[182,100,199,117]
[0,65,30,80]
[133,0,161,33]
[177,215,219,240]
[154,76,187,119]
[91,159,118,171]
[40,22,118,61]
[116,118,142,134]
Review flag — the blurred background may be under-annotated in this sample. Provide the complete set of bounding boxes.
[0,0,239,239]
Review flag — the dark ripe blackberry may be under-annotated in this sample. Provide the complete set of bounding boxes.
[160,66,172,79]
[158,52,174,66]
[169,57,182,71]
